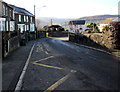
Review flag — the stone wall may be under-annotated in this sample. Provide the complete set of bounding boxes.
[2,31,20,57]
[69,21,120,50]
[48,31,68,37]
[37,31,46,38]
[8,36,20,52]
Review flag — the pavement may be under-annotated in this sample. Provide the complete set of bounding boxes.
[2,40,35,91]
[2,37,120,91]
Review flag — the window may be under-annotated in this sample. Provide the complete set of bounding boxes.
[31,17,32,22]
[24,16,26,22]
[6,21,8,31]
[6,7,8,16]
[0,18,6,31]
[19,15,21,22]
[18,24,24,33]
[26,16,29,22]
[30,24,35,32]
[10,21,15,31]
[24,25,26,31]
[2,5,5,16]
[9,9,12,17]
[27,25,29,30]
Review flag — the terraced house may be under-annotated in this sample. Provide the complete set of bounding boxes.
[9,4,35,41]
[0,1,35,58]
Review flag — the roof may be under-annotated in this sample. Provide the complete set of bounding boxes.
[9,4,34,16]
[1,1,13,9]
[68,20,85,25]
[49,25,61,28]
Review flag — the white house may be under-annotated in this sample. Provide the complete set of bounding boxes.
[68,20,88,33]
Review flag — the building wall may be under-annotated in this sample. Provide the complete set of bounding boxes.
[1,2,20,58]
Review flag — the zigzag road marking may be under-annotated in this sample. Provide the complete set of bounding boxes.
[32,62,63,70]
[44,71,76,92]
[34,56,54,63]
[32,56,77,91]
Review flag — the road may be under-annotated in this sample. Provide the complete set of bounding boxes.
[21,37,119,91]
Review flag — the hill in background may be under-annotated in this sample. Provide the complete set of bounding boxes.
[78,15,118,24]
[37,15,118,28]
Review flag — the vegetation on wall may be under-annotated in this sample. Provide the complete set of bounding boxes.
[87,23,100,33]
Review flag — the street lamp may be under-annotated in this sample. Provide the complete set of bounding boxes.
[34,4,46,38]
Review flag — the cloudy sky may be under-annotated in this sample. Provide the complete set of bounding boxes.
[3,0,120,18]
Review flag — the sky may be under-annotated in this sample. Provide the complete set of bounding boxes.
[3,0,120,18]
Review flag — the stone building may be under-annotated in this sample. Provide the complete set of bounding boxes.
[0,1,35,57]
[9,4,35,42]
[0,1,17,57]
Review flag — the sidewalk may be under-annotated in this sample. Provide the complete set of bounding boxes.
[2,40,35,91]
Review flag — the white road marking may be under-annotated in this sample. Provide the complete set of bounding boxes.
[14,43,35,92]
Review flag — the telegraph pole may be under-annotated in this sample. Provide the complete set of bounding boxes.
[51,19,53,26]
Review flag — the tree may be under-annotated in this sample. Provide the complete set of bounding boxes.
[87,23,100,33]
[35,19,41,30]
[43,25,49,31]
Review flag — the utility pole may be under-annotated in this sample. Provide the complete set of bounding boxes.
[34,4,37,39]
[51,19,53,26]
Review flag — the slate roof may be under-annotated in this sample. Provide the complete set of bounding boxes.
[9,4,34,16]
[68,20,85,25]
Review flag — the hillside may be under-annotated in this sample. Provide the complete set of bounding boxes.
[78,15,118,24]
[37,17,70,26]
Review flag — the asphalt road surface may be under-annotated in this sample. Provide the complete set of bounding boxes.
[21,37,120,91]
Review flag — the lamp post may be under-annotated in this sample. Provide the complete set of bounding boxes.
[34,4,46,39]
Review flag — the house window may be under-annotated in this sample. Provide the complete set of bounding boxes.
[26,16,29,22]
[10,21,14,31]
[30,23,35,32]
[6,7,8,16]
[27,25,29,30]
[9,9,12,17]
[0,18,6,31]
[19,15,22,22]
[13,11,15,19]
[2,5,5,16]
[6,21,8,31]
[31,17,32,22]
[18,24,25,33]
[24,25,26,31]
[24,16,26,22]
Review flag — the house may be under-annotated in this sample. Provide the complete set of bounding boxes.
[0,1,35,57]
[0,1,18,57]
[98,17,117,32]
[68,20,88,33]
[9,4,35,41]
